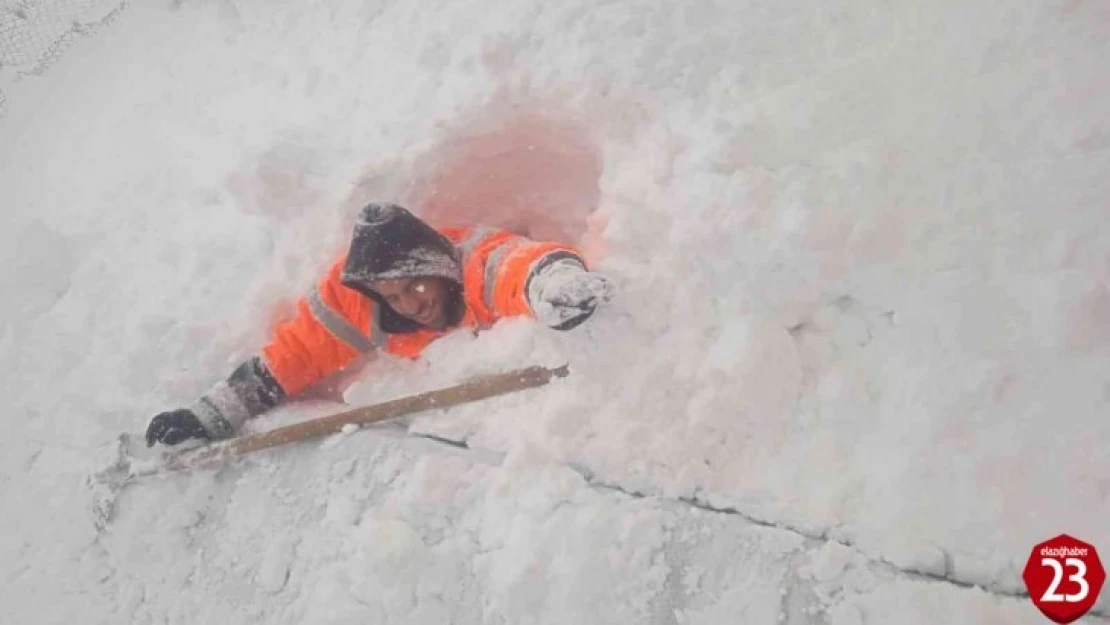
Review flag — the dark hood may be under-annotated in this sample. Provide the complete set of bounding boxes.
[340,202,464,333]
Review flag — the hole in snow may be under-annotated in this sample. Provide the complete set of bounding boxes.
[408,105,604,255]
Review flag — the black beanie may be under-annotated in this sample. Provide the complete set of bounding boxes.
[340,203,464,333]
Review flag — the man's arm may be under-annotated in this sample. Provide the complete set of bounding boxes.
[147,261,377,446]
[481,235,614,330]
[525,256,614,330]
[185,355,287,440]
[146,351,295,447]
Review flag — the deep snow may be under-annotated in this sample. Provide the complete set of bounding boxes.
[1,0,1108,623]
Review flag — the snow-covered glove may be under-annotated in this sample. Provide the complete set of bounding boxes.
[145,409,210,447]
[527,258,615,330]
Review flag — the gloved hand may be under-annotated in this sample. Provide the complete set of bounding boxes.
[145,409,210,447]
[528,258,615,330]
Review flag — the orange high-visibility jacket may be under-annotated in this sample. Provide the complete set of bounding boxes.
[190,203,587,439]
[264,224,581,395]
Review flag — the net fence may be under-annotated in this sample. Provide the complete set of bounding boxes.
[0,0,129,116]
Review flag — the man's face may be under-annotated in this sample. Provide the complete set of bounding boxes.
[371,276,452,330]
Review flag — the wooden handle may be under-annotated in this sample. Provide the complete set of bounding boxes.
[164,364,569,471]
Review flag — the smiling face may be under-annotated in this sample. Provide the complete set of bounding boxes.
[371,276,453,330]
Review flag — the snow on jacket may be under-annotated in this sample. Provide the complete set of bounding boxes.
[190,202,587,439]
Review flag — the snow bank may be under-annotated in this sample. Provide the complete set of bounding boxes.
[9,425,1055,624]
[2,0,1107,622]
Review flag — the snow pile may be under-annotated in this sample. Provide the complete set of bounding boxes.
[2,0,1108,622]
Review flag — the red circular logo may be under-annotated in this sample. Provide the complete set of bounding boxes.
[1023,534,1105,624]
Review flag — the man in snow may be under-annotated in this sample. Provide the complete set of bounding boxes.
[145,202,614,446]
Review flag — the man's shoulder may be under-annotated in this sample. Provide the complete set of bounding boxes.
[435,224,522,246]
[436,225,472,242]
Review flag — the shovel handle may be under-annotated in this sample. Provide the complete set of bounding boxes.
[164,363,569,471]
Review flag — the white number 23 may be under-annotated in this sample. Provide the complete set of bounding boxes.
[1041,557,1090,603]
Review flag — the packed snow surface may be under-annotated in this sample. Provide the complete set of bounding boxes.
[1,0,1108,623]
